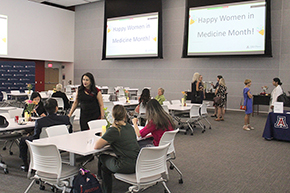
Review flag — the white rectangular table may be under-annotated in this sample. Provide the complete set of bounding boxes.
[0,118,35,133]
[34,129,104,166]
[113,100,139,107]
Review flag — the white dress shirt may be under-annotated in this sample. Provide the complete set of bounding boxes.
[270,85,283,108]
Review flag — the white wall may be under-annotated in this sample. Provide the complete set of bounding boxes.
[0,0,75,62]
[74,0,290,110]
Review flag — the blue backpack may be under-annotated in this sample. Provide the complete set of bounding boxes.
[71,168,102,193]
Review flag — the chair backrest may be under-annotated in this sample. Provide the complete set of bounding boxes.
[163,101,171,106]
[108,87,114,94]
[139,104,146,114]
[65,86,72,94]
[45,124,69,137]
[162,105,169,114]
[118,97,126,103]
[159,129,179,155]
[135,144,170,183]
[69,115,75,125]
[52,97,64,109]
[88,119,107,132]
[26,140,62,180]
[39,127,48,139]
[1,91,8,101]
[47,90,54,97]
[72,108,80,121]
[102,94,110,102]
[171,100,181,105]
[39,91,48,99]
[190,104,201,118]
[11,90,20,94]
[72,92,77,101]
[8,108,23,118]
[200,103,208,116]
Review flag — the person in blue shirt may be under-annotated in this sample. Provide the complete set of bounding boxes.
[243,79,254,131]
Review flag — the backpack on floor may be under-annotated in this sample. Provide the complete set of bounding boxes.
[71,168,102,193]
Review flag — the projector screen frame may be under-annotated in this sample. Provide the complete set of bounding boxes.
[182,0,272,58]
[102,0,163,60]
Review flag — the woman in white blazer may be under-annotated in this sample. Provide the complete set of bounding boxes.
[270,78,283,111]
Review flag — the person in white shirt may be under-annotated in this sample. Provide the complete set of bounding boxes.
[270,77,283,111]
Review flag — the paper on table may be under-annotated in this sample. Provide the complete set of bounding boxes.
[274,102,283,113]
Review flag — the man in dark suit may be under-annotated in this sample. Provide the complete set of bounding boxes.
[19,98,72,171]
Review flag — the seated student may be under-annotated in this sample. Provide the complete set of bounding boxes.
[95,105,140,193]
[22,91,46,117]
[155,87,166,105]
[134,88,151,114]
[52,83,71,110]
[19,98,72,171]
[132,99,175,147]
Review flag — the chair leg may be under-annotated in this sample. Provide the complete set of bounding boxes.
[24,179,36,193]
[204,117,212,129]
[161,180,171,193]
[168,160,183,184]
[61,186,66,193]
[187,122,194,135]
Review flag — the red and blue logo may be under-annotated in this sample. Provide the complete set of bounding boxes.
[274,116,288,129]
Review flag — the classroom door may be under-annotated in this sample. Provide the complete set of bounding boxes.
[45,68,59,91]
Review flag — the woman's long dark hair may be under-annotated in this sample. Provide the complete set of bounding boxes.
[78,72,99,97]
[139,88,150,106]
[146,99,175,130]
[273,78,282,86]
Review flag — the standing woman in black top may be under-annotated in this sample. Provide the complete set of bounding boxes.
[191,72,205,104]
[68,72,105,131]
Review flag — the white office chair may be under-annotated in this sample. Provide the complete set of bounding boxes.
[52,97,66,114]
[72,108,80,121]
[24,141,79,193]
[47,90,54,97]
[69,115,75,125]
[200,103,212,130]
[171,100,181,105]
[102,94,110,102]
[162,105,170,114]
[45,125,69,137]
[118,97,126,103]
[114,144,171,193]
[39,91,48,99]
[138,104,147,126]
[1,91,14,107]
[88,119,107,133]
[159,129,183,184]
[186,104,205,135]
[1,111,22,155]
[8,108,23,118]
[10,90,20,94]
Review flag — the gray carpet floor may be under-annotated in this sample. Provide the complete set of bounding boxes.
[1,110,290,193]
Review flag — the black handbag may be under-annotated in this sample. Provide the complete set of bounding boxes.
[277,92,290,106]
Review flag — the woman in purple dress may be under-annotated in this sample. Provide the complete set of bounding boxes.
[243,79,254,131]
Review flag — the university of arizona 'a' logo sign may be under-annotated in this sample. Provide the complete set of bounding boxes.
[274,116,288,129]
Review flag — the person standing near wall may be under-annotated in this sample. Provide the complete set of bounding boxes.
[214,78,227,121]
[211,75,223,117]
[269,77,283,111]
[68,72,104,131]
[191,72,205,104]
[243,79,254,131]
